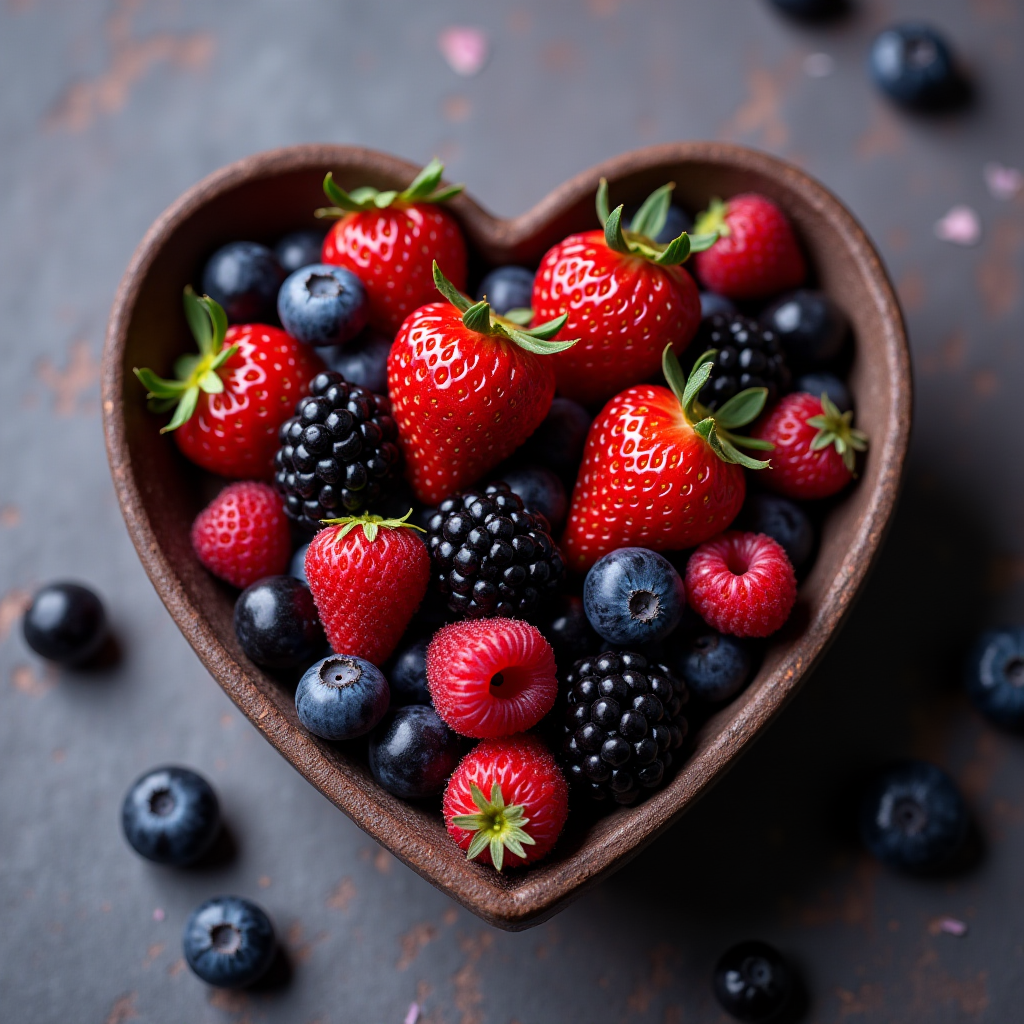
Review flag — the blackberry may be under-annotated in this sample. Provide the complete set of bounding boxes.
[560,651,688,807]
[426,482,565,620]
[273,371,401,531]
[694,312,790,411]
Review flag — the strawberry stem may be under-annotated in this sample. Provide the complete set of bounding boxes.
[450,782,536,872]
[316,158,464,219]
[805,393,869,474]
[320,509,426,543]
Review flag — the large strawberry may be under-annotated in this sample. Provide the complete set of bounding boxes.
[531,179,711,406]
[318,158,467,334]
[135,289,323,479]
[388,263,576,505]
[563,346,773,571]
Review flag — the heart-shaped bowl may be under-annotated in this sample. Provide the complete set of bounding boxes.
[103,143,910,930]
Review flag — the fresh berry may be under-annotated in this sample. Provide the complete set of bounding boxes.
[201,241,284,323]
[583,548,686,646]
[427,619,558,738]
[22,582,107,666]
[319,158,467,334]
[752,392,868,500]
[475,265,534,315]
[425,483,565,621]
[295,653,391,740]
[233,576,323,669]
[317,329,392,394]
[795,371,852,414]
[519,397,592,485]
[740,492,815,572]
[369,705,463,799]
[686,532,797,638]
[713,941,794,1023]
[628,202,693,243]
[692,194,806,300]
[182,896,276,989]
[532,179,706,405]
[388,264,572,504]
[700,291,737,319]
[869,24,963,110]
[135,289,324,479]
[273,370,402,530]
[121,766,220,866]
[276,264,368,346]
[497,465,568,534]
[274,228,326,273]
[760,290,848,369]
[672,631,753,705]
[288,543,309,585]
[539,595,602,671]
[304,511,430,665]
[560,651,688,807]
[191,482,291,589]
[443,734,568,870]
[860,761,969,870]
[964,628,1024,730]
[384,635,431,706]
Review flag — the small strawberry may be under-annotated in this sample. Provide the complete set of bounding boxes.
[318,158,467,334]
[443,734,568,871]
[388,263,576,505]
[751,391,868,499]
[563,346,774,572]
[532,179,711,406]
[304,510,430,665]
[134,289,324,479]
[692,193,806,300]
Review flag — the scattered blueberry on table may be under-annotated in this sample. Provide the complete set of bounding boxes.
[869,23,964,111]
[965,627,1024,730]
[713,940,794,1022]
[22,582,107,666]
[182,896,276,988]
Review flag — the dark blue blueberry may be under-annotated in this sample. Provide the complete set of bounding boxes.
[182,896,276,988]
[584,548,686,646]
[233,576,323,669]
[475,266,534,315]
[869,24,962,110]
[742,493,815,572]
[795,372,852,414]
[627,203,693,244]
[22,582,107,665]
[295,654,390,741]
[317,330,392,394]
[277,263,368,346]
[274,229,326,273]
[759,290,847,369]
[385,636,431,706]
[499,465,568,533]
[860,761,968,870]
[368,705,462,799]
[674,632,752,705]
[201,241,284,323]
[713,941,793,1023]
[769,0,846,19]
[289,543,310,585]
[540,595,603,670]
[520,397,592,484]
[121,766,220,866]
[965,628,1024,730]
[700,292,737,319]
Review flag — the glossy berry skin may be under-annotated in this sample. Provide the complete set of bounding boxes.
[673,631,752,705]
[274,229,326,274]
[427,619,558,738]
[388,303,557,504]
[498,464,568,534]
[277,264,368,347]
[322,204,467,334]
[385,636,431,706]
[191,482,291,589]
[317,330,392,394]
[964,628,1024,730]
[741,492,815,572]
[563,384,746,572]
[869,24,960,110]
[182,896,276,989]
[233,576,323,669]
[532,230,702,406]
[201,242,285,324]
[22,583,106,665]
[369,705,462,799]
[288,543,309,585]
[295,653,390,741]
[760,290,847,369]
[686,532,797,638]
[539,595,603,671]
[860,761,968,870]
[795,372,852,414]
[121,766,220,866]
[519,397,592,486]
[475,266,534,315]
[713,941,794,1023]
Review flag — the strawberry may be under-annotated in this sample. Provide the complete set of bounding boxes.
[532,179,709,406]
[318,158,467,334]
[134,289,324,479]
[304,510,430,665]
[443,734,568,871]
[691,193,806,300]
[751,391,868,499]
[563,346,774,572]
[388,263,576,505]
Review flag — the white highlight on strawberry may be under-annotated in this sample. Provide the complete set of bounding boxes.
[438,26,489,77]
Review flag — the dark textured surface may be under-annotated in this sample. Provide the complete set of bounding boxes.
[1,1,1022,1021]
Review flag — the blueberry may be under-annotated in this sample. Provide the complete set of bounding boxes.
[519,397,592,484]
[674,631,752,704]
[182,896,276,988]
[121,766,220,866]
[475,266,534,315]
[288,543,310,585]
[316,330,392,394]
[584,548,686,646]
[627,203,693,244]
[700,292,737,319]
[274,229,326,273]
[965,627,1024,730]
[295,654,390,741]
[769,0,846,20]
[540,595,603,670]
[713,941,793,1023]
[742,493,815,572]
[277,263,368,346]
[369,705,462,799]
[860,761,968,870]
[869,24,963,110]
[22,582,107,665]
[795,372,852,414]
[759,290,847,369]
[385,636,431,705]
[201,241,284,323]
[499,465,568,533]
[233,576,323,669]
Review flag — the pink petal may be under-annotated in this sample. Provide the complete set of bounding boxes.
[934,205,981,246]
[152,907,165,922]
[403,1004,420,1024]
[984,162,1023,201]
[438,27,489,77]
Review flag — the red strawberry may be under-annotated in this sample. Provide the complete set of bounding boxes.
[692,193,806,300]
[426,619,558,738]
[563,346,774,571]
[532,179,707,406]
[190,481,291,588]
[751,391,868,499]
[443,734,568,871]
[304,511,430,665]
[318,158,467,334]
[388,263,576,505]
[134,289,323,479]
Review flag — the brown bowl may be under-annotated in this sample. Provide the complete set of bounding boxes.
[102,143,911,930]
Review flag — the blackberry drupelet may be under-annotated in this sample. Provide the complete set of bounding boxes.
[426,482,565,620]
[694,312,791,411]
[560,651,688,807]
[274,371,401,531]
